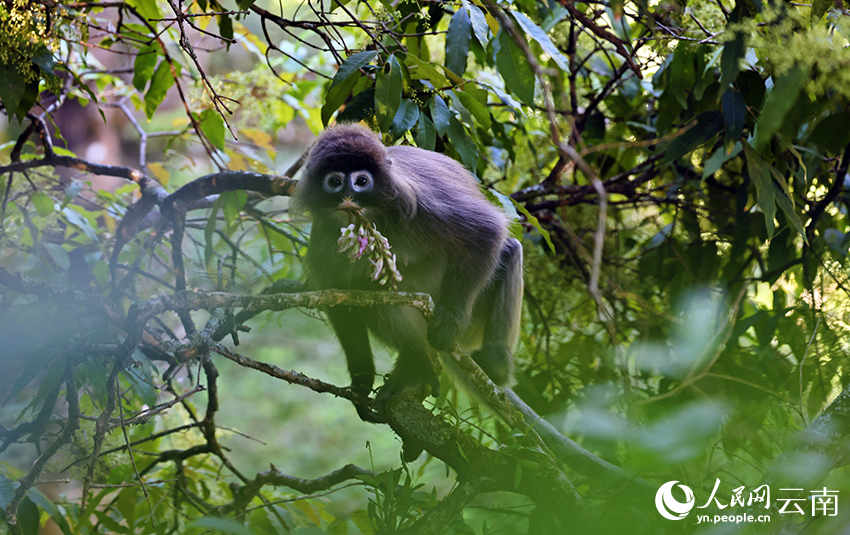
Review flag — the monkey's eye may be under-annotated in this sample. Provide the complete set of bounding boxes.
[350,171,373,192]
[323,172,345,193]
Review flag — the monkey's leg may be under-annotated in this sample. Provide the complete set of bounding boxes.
[370,307,441,405]
[470,238,523,385]
[378,341,440,406]
[326,306,381,422]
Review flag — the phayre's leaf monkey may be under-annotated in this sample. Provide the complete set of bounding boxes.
[294,123,523,422]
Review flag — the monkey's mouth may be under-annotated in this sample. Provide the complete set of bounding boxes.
[335,197,362,214]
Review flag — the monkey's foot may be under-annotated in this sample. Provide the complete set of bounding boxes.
[470,342,514,386]
[355,402,384,423]
[376,367,441,409]
[427,305,463,351]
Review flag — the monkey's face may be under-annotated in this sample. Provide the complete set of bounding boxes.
[296,124,410,221]
[319,169,376,214]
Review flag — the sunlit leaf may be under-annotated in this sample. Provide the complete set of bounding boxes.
[495,29,535,106]
[722,88,746,152]
[200,109,226,150]
[375,55,403,132]
[144,61,178,120]
[511,11,569,71]
[416,113,437,150]
[753,64,810,151]
[389,99,420,137]
[446,6,472,76]
[330,50,377,89]
[663,111,724,164]
[744,141,776,240]
[430,94,451,135]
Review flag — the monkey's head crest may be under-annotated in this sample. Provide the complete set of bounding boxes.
[306,123,389,177]
[296,124,409,219]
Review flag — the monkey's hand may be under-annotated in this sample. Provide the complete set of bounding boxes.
[427,305,463,351]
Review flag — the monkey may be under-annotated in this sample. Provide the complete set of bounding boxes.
[294,123,523,422]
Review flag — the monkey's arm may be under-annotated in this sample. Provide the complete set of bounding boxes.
[325,306,381,422]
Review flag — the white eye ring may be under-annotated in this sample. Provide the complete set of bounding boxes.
[350,171,373,192]
[323,171,345,193]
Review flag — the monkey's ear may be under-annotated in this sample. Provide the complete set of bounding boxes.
[390,168,417,219]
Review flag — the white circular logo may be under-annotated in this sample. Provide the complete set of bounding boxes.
[655,481,695,520]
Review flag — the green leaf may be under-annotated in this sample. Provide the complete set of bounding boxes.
[375,55,403,132]
[403,53,449,88]
[808,111,850,155]
[718,32,745,98]
[464,1,490,45]
[416,113,436,150]
[44,243,70,271]
[31,192,54,217]
[338,88,375,123]
[446,6,472,76]
[743,141,776,240]
[133,45,158,92]
[13,78,40,123]
[199,109,225,150]
[512,198,555,253]
[126,0,161,21]
[447,116,478,171]
[4,362,44,405]
[389,99,420,137]
[511,11,569,70]
[322,72,359,126]
[0,476,14,509]
[495,29,535,106]
[702,142,741,180]
[722,88,746,152]
[32,45,55,77]
[330,50,377,90]
[669,48,696,109]
[218,13,233,41]
[773,180,807,244]
[222,190,247,230]
[62,206,99,242]
[753,64,810,151]
[0,61,26,117]
[456,88,492,130]
[94,510,129,534]
[430,94,451,135]
[144,61,178,120]
[663,111,725,164]
[811,0,831,25]
[18,498,39,535]
[115,487,138,531]
[188,517,255,535]
[27,358,65,413]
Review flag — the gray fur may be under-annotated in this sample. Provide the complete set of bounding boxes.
[295,124,523,421]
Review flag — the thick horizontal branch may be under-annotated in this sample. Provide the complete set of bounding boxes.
[135,289,435,324]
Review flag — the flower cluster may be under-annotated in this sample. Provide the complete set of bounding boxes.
[337,213,403,290]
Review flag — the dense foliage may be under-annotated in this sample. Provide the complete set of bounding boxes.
[2,0,850,532]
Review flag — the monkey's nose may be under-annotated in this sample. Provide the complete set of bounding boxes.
[336,198,361,213]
